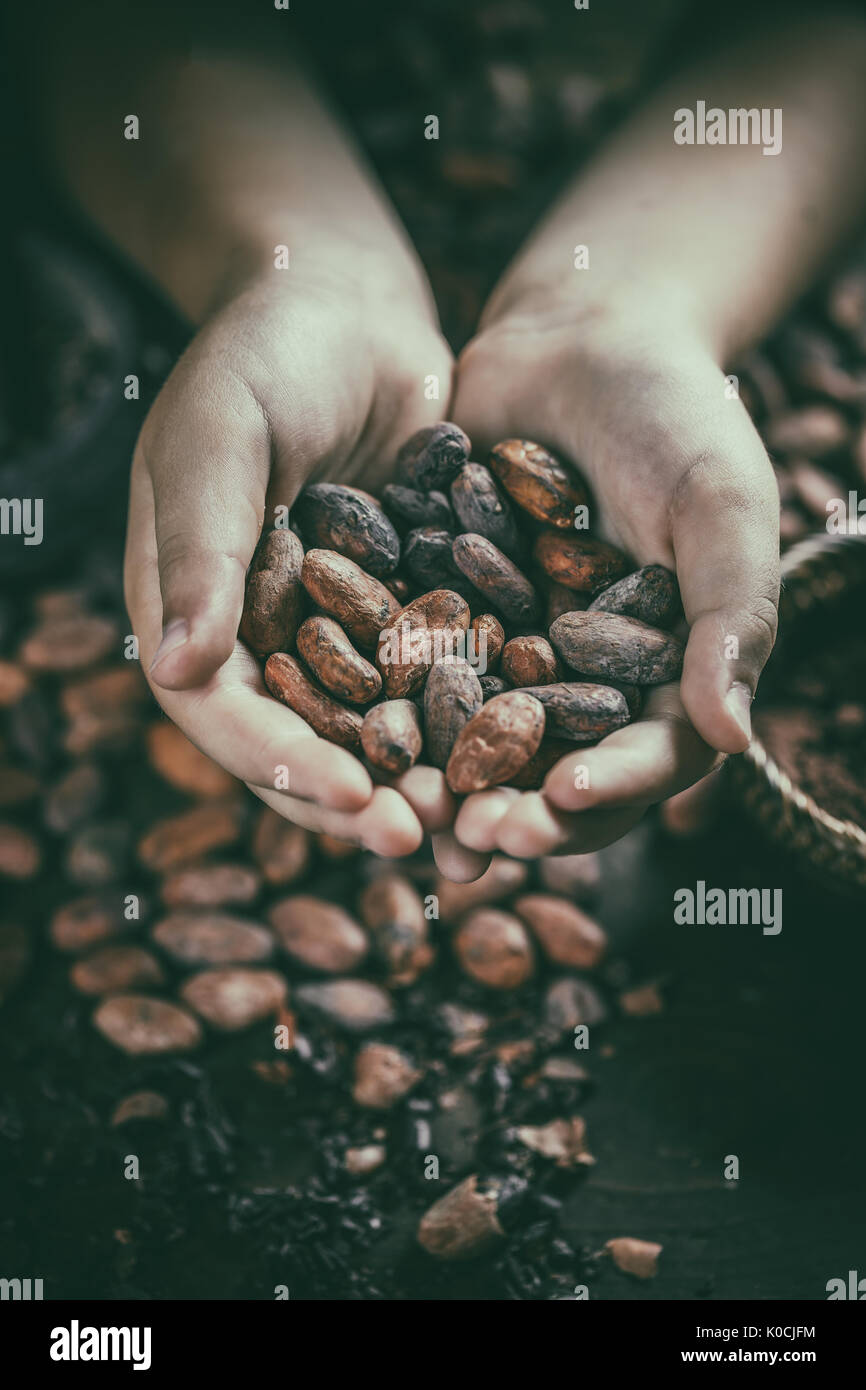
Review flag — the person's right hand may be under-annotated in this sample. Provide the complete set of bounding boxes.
[125,271,456,855]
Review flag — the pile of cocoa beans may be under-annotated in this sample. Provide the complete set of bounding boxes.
[243,426,683,792]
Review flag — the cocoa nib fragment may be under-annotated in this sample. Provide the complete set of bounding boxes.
[550,611,684,685]
[417,1175,505,1259]
[396,421,470,491]
[293,482,400,577]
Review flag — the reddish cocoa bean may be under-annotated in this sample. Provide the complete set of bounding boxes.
[138,801,245,873]
[383,574,411,604]
[93,994,202,1055]
[423,657,484,769]
[252,810,311,885]
[0,661,30,707]
[501,635,561,687]
[71,945,165,996]
[445,690,545,793]
[470,613,504,673]
[50,893,128,953]
[547,583,589,625]
[19,613,117,673]
[146,722,236,797]
[152,912,274,966]
[162,862,261,908]
[265,652,363,749]
[454,907,534,988]
[452,533,540,625]
[239,528,305,657]
[513,893,607,968]
[550,612,684,685]
[376,589,470,698]
[361,699,423,773]
[358,872,433,986]
[180,968,288,1031]
[489,438,588,527]
[515,681,630,741]
[294,483,400,577]
[269,895,368,972]
[61,667,148,755]
[301,549,401,648]
[297,616,382,704]
[534,532,630,593]
[0,823,41,879]
[589,564,680,627]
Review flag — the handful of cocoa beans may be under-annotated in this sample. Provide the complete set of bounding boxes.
[241,424,684,795]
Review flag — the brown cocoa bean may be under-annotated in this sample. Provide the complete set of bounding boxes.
[450,462,521,557]
[383,574,411,604]
[514,680,630,741]
[65,822,130,886]
[297,615,382,704]
[454,908,534,988]
[0,660,30,707]
[180,967,288,1030]
[376,589,470,698]
[534,532,630,592]
[44,762,105,833]
[452,533,540,625]
[765,406,848,457]
[301,549,400,648]
[138,801,245,873]
[479,675,510,701]
[61,667,148,755]
[470,613,504,673]
[501,635,561,687]
[489,438,588,528]
[152,912,274,966]
[252,809,311,885]
[93,994,202,1054]
[423,657,483,769]
[589,564,680,627]
[550,612,684,685]
[239,528,305,657]
[265,652,363,749]
[513,893,607,968]
[19,613,117,673]
[402,527,465,592]
[445,690,545,793]
[417,1175,505,1259]
[381,484,453,534]
[505,737,573,788]
[396,421,470,490]
[146,721,236,797]
[358,872,433,986]
[50,893,127,952]
[352,1042,421,1108]
[269,895,368,972]
[547,582,588,625]
[294,483,400,577]
[0,823,41,879]
[294,978,395,1032]
[162,862,261,908]
[605,1237,662,1280]
[539,852,601,898]
[788,460,845,521]
[361,699,423,773]
[543,977,607,1033]
[71,944,165,995]
[110,1091,169,1125]
[434,856,529,919]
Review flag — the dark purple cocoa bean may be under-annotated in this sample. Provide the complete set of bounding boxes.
[515,681,630,742]
[450,463,522,559]
[396,422,471,490]
[293,483,400,577]
[381,485,454,534]
[589,564,680,627]
[550,612,684,685]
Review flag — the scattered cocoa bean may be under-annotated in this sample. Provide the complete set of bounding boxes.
[619,982,664,1016]
[300,549,400,648]
[589,564,680,627]
[180,967,288,1030]
[454,907,534,988]
[361,698,423,773]
[294,978,395,1032]
[138,800,245,873]
[110,1091,169,1126]
[61,667,147,755]
[445,690,545,793]
[252,809,311,885]
[396,421,470,490]
[417,1175,505,1259]
[489,438,587,528]
[358,872,433,986]
[294,483,400,577]
[534,532,630,592]
[452,533,540,625]
[547,582,588,624]
[765,406,848,457]
[543,977,607,1033]
[515,680,630,741]
[152,912,274,966]
[788,460,845,521]
[513,893,606,968]
[296,616,382,704]
[538,852,601,898]
[423,657,484,768]
[605,1237,662,1279]
[381,484,454,534]
[376,589,470,698]
[65,822,130,886]
[265,652,363,749]
[19,613,117,672]
[450,462,521,557]
[0,823,41,879]
[239,528,305,657]
[93,994,202,1054]
[470,613,504,672]
[550,612,684,685]
[501,634,561,687]
[269,895,368,972]
[0,660,30,707]
[162,862,261,908]
[403,527,466,591]
[70,944,165,995]
[146,722,236,797]
[352,1042,421,1108]
[50,893,127,952]
[516,1116,594,1168]
[44,761,105,833]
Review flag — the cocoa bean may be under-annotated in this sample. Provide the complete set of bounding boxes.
[345,1144,386,1174]
[534,532,630,593]
[19,613,117,673]
[180,967,288,1031]
[516,1117,594,1168]
[450,462,521,557]
[352,1042,421,1108]
[470,613,504,673]
[423,657,483,769]
[765,405,848,457]
[162,862,261,908]
[70,945,165,995]
[514,680,629,741]
[44,762,105,833]
[297,616,382,704]
[265,652,363,749]
[543,977,607,1033]
[358,872,433,986]
[445,690,545,793]
[269,895,368,972]
[501,634,561,687]
[434,856,529,919]
[252,809,311,885]
[550,612,684,685]
[403,527,466,592]
[361,699,423,773]
[417,1175,505,1259]
[152,912,274,965]
[452,533,540,625]
[239,528,305,657]
[0,660,30,707]
[383,574,411,604]
[293,483,400,577]
[788,460,845,521]
[93,994,202,1054]
[396,421,470,490]
[376,589,470,698]
[146,722,236,797]
[479,675,510,700]
[489,437,588,527]
[539,852,601,898]
[605,1237,662,1280]
[61,667,147,754]
[0,823,41,879]
[300,549,400,648]
[294,978,395,1032]
[50,893,128,953]
[589,564,680,628]
[454,907,534,988]
[110,1091,169,1126]
[65,822,130,886]
[513,893,607,968]
[547,583,588,625]
[381,484,454,534]
[138,801,245,873]
[505,737,573,788]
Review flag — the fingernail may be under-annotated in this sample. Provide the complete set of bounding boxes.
[150,619,189,674]
[725,682,752,744]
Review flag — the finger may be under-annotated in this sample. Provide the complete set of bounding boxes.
[496,792,646,859]
[140,366,271,690]
[254,782,423,858]
[431,832,491,883]
[391,765,458,834]
[454,788,521,852]
[672,439,780,754]
[543,685,721,812]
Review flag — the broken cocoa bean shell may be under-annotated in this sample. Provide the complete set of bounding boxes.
[265,652,363,749]
[534,531,630,592]
[452,533,540,625]
[361,698,423,774]
[514,680,630,741]
[489,438,588,528]
[445,690,545,793]
[396,421,470,490]
[296,615,382,704]
[300,549,401,648]
[293,482,400,577]
[376,589,470,698]
[423,657,484,769]
[589,564,680,627]
[238,528,305,657]
[549,612,684,685]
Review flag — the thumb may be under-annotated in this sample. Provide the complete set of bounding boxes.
[142,368,271,690]
[673,448,780,754]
